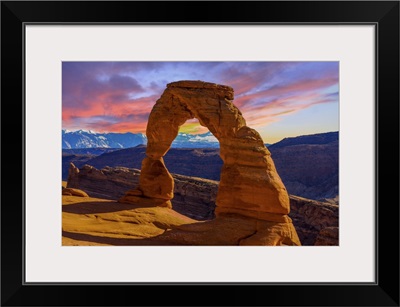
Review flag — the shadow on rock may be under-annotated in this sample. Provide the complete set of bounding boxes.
[62,200,161,215]
[63,213,301,246]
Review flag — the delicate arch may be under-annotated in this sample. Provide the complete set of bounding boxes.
[120,81,291,223]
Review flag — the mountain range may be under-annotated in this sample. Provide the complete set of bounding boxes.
[62,130,147,149]
[62,129,220,149]
[268,131,338,149]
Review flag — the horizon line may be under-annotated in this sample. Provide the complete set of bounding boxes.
[62,128,339,144]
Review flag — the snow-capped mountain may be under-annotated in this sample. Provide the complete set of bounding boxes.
[171,132,219,148]
[62,130,220,149]
[62,130,147,149]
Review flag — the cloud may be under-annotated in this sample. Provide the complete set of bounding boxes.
[188,134,218,143]
[235,77,338,108]
[63,93,158,133]
[178,122,210,134]
[216,62,294,96]
[62,62,339,137]
[242,91,338,128]
[63,62,160,132]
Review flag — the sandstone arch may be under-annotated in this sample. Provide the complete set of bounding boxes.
[119,80,300,245]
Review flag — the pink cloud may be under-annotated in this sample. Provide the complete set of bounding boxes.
[62,62,339,135]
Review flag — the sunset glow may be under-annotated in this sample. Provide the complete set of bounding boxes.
[62,62,339,143]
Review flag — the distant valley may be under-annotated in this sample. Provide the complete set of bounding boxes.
[62,131,339,202]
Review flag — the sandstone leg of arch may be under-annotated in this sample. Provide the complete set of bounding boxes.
[215,126,290,221]
[119,80,300,245]
[119,92,192,207]
[118,157,173,208]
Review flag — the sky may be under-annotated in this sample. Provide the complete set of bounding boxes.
[62,62,338,144]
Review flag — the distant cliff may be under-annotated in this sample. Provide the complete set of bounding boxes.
[67,163,217,221]
[64,146,223,183]
[268,132,338,201]
[269,131,338,149]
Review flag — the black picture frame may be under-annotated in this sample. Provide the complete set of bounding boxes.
[1,1,399,306]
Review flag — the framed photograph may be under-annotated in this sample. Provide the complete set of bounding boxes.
[1,1,399,306]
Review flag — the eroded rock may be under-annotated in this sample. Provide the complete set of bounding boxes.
[67,163,217,220]
[67,164,338,245]
[62,188,89,197]
[121,82,289,210]
[118,80,300,245]
[314,227,339,246]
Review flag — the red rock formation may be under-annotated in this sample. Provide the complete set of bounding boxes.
[119,80,300,245]
[62,187,89,197]
[68,164,338,245]
[67,163,217,220]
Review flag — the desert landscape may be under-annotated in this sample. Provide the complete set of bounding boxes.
[62,78,339,246]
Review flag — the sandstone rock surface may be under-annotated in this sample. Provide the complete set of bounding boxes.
[67,163,217,220]
[67,164,338,245]
[62,195,299,246]
[120,81,293,227]
[62,188,89,197]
